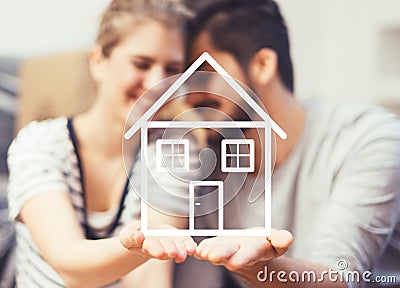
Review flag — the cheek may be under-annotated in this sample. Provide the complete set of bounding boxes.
[111,66,143,92]
[122,71,142,89]
[103,57,139,87]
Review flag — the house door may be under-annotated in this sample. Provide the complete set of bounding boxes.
[189,181,223,231]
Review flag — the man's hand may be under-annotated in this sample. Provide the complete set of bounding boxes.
[195,229,293,271]
[119,221,197,263]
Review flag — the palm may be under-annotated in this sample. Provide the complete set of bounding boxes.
[195,229,293,271]
[119,221,197,263]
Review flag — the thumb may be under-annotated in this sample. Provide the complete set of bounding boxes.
[267,229,293,256]
[119,221,145,249]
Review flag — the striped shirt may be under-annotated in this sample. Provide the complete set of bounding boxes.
[7,117,189,287]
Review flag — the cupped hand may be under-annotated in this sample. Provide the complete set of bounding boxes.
[119,221,197,263]
[195,229,293,271]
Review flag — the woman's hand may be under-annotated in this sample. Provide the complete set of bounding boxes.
[195,229,293,271]
[119,221,197,263]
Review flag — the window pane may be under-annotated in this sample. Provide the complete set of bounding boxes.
[176,144,185,154]
[170,156,187,169]
[239,156,251,168]
[239,144,250,154]
[226,156,237,168]
[161,144,171,154]
[161,155,173,168]
[228,144,237,154]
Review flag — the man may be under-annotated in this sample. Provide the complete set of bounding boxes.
[176,0,400,287]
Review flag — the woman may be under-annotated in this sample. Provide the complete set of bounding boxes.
[7,0,196,287]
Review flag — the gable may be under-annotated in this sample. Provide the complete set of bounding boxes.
[124,52,287,140]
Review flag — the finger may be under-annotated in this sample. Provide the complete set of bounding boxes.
[119,222,144,249]
[196,237,216,255]
[225,245,258,271]
[196,239,216,259]
[160,238,178,258]
[132,232,145,248]
[142,237,166,259]
[225,236,287,270]
[122,231,145,249]
[183,238,197,255]
[267,230,293,256]
[173,239,187,263]
[207,242,239,264]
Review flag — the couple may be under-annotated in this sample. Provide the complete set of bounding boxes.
[7,0,400,287]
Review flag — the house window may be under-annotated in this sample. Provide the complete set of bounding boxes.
[221,139,254,172]
[156,139,189,172]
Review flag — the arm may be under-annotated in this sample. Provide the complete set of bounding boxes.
[20,191,195,288]
[195,231,347,288]
[122,209,189,288]
[196,115,400,287]
[122,259,174,288]
[7,122,195,287]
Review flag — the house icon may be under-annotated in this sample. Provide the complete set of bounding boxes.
[124,52,287,237]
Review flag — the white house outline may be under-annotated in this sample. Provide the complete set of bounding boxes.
[156,139,190,172]
[189,181,223,232]
[124,52,287,237]
[221,139,255,173]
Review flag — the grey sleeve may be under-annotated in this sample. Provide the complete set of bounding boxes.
[309,117,400,287]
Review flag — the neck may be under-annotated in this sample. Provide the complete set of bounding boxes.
[74,101,125,158]
[258,82,305,168]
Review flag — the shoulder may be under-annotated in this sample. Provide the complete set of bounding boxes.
[305,100,400,146]
[12,117,69,143]
[298,100,400,185]
[7,117,73,171]
[8,117,70,156]
[307,100,399,128]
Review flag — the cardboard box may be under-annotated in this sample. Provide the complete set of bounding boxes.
[16,51,95,132]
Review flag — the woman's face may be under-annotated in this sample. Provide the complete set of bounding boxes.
[92,20,185,121]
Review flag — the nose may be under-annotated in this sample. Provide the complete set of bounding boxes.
[142,66,167,92]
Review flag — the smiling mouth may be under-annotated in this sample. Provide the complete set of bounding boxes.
[127,92,138,101]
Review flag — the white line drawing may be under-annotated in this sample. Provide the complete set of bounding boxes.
[221,139,255,173]
[124,52,287,236]
[156,139,189,172]
[189,181,223,231]
[124,52,287,140]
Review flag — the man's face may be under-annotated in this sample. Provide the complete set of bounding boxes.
[186,31,251,121]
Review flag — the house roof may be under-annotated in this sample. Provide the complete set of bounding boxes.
[124,52,287,140]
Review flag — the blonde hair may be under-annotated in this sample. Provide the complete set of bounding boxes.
[97,0,192,57]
